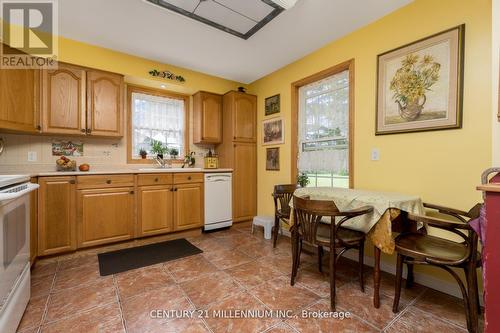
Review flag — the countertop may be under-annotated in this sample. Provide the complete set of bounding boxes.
[0,167,233,177]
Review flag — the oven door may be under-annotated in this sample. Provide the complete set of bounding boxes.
[0,193,30,314]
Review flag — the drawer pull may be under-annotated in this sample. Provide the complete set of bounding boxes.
[106,180,112,184]
[69,180,76,184]
[187,176,192,180]
[130,190,134,194]
[80,129,86,133]
[154,178,159,182]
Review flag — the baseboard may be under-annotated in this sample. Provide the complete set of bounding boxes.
[279,230,483,304]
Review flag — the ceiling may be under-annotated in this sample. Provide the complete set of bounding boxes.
[59,0,413,83]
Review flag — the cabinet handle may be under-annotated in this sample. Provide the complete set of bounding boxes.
[106,180,112,184]
[69,180,75,184]
[170,188,174,192]
[187,176,192,180]
[154,178,159,182]
[86,129,92,134]
[130,190,134,195]
[80,129,86,133]
[36,125,41,131]
[174,188,178,192]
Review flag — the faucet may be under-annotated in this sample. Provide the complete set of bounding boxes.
[155,156,167,168]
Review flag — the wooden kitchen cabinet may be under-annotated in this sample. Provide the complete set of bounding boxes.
[41,63,86,135]
[77,187,135,248]
[38,177,76,256]
[174,183,204,231]
[223,91,257,143]
[232,143,257,221]
[0,67,40,133]
[193,91,222,144]
[86,70,124,137]
[138,185,174,237]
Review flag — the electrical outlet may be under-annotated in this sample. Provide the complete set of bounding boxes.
[371,148,380,161]
[27,151,37,162]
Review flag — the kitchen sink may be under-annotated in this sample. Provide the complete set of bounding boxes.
[138,167,202,172]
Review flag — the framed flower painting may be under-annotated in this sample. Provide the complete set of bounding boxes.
[376,25,465,135]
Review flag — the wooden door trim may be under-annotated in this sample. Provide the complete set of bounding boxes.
[126,84,190,164]
[290,59,355,188]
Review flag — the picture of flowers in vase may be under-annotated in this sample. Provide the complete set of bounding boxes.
[376,25,465,135]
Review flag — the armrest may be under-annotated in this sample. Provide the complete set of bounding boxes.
[407,213,470,230]
[340,205,374,217]
[423,203,469,221]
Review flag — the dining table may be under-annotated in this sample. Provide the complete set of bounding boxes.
[290,187,425,308]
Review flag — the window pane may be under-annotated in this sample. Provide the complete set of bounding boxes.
[131,92,185,158]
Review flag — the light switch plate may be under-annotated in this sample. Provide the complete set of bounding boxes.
[371,148,380,161]
[27,151,37,162]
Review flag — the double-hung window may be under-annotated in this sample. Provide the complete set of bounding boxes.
[128,87,188,161]
[297,69,352,188]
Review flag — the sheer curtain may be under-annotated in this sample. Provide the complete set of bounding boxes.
[298,70,350,175]
[131,92,185,157]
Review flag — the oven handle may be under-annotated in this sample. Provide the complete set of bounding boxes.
[0,183,40,202]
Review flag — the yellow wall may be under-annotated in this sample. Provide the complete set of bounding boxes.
[248,0,492,286]
[249,0,492,216]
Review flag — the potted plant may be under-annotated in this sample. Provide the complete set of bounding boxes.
[150,140,167,159]
[390,54,440,121]
[297,173,310,188]
[139,149,147,159]
[169,148,179,160]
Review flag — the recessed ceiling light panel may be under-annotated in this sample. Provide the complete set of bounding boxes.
[145,0,286,39]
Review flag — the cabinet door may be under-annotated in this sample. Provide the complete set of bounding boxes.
[77,187,134,248]
[86,70,124,137]
[38,177,76,256]
[138,185,174,237]
[0,68,40,133]
[233,143,257,222]
[174,183,204,231]
[41,63,86,135]
[193,92,222,144]
[233,93,256,142]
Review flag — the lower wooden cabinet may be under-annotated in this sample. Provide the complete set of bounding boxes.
[38,177,76,256]
[137,185,174,237]
[174,183,204,231]
[77,187,135,248]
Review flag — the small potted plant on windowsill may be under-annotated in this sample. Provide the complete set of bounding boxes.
[297,173,310,188]
[169,148,179,160]
[139,149,147,159]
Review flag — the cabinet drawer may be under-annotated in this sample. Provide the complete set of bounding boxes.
[77,174,134,189]
[137,174,173,186]
[173,173,204,184]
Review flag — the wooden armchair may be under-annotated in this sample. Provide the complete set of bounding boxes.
[272,184,297,248]
[291,195,373,310]
[392,202,482,333]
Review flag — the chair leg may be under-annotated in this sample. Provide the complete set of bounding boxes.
[392,253,404,313]
[318,245,323,273]
[273,216,279,248]
[329,244,336,311]
[405,262,414,288]
[290,233,299,286]
[465,266,480,332]
[358,242,365,292]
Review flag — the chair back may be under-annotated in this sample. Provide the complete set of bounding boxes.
[273,184,297,216]
[293,195,340,245]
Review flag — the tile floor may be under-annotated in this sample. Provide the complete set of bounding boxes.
[20,225,481,333]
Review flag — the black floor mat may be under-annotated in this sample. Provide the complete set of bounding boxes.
[97,238,202,276]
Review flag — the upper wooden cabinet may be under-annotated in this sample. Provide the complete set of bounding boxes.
[0,68,40,133]
[41,63,86,135]
[223,91,257,142]
[193,91,222,144]
[86,70,124,137]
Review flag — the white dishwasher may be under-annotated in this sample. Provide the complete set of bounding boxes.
[204,173,232,231]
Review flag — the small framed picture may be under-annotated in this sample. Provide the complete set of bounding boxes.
[265,94,280,116]
[266,148,280,171]
[262,117,284,145]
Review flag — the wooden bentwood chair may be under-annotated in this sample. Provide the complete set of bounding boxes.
[272,184,297,248]
[392,203,483,333]
[291,195,374,310]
